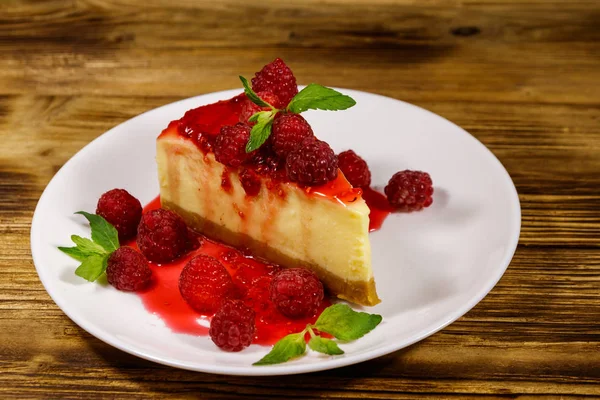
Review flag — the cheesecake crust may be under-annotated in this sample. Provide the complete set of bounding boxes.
[163,199,381,306]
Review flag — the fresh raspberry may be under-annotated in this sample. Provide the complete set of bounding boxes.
[239,168,261,196]
[214,123,253,167]
[271,113,314,158]
[385,170,434,211]
[137,208,189,263]
[270,268,324,319]
[209,299,256,352]
[106,247,152,291]
[239,91,280,124]
[251,58,298,108]
[243,275,274,312]
[96,189,142,241]
[179,255,236,314]
[338,150,371,188]
[286,137,338,186]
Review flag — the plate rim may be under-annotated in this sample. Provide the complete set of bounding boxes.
[30,88,521,376]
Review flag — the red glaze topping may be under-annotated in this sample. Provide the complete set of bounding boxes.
[160,95,367,206]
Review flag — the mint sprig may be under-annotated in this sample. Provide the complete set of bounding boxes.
[314,303,382,341]
[239,77,357,154]
[254,303,381,366]
[287,84,356,114]
[246,110,275,153]
[58,212,120,282]
[253,332,306,366]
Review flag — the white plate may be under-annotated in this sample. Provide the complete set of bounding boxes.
[31,89,520,376]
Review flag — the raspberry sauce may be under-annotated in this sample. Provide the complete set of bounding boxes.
[362,187,393,232]
[130,196,329,345]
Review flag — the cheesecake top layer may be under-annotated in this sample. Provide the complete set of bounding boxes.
[159,94,365,206]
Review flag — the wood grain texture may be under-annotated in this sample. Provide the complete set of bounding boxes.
[1,0,599,398]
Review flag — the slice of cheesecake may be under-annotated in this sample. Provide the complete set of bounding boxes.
[156,95,380,306]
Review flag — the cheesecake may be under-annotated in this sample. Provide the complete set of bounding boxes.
[156,63,380,306]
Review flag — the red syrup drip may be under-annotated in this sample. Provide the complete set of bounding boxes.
[362,187,393,232]
[127,196,330,345]
[305,171,363,205]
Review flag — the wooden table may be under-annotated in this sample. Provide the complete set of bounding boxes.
[2,0,599,398]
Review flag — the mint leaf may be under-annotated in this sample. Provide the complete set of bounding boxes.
[75,211,119,253]
[239,76,273,108]
[287,84,356,114]
[253,332,307,365]
[246,111,275,153]
[74,253,109,282]
[308,336,344,355]
[58,246,90,262]
[70,235,107,255]
[314,303,382,341]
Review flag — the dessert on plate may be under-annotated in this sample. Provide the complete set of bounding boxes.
[58,58,434,360]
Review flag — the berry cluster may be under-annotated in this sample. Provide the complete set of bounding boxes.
[212,59,339,187]
[95,187,326,353]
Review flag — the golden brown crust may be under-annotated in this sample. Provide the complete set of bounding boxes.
[162,199,381,306]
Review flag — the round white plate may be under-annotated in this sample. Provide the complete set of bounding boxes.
[31,89,520,376]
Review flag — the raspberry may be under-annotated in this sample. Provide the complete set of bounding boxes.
[271,113,314,158]
[137,208,189,263]
[338,150,371,188]
[179,255,236,314]
[106,247,152,291]
[251,58,298,108]
[239,168,261,196]
[286,137,338,186]
[385,170,434,211]
[214,123,253,167]
[239,91,280,124]
[96,189,142,241]
[209,299,256,352]
[270,268,324,319]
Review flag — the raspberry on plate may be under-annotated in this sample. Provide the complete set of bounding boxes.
[271,113,314,158]
[96,188,142,241]
[239,91,280,124]
[209,299,256,352]
[251,58,298,109]
[106,247,152,291]
[286,137,338,186]
[338,150,371,188]
[179,255,236,314]
[385,170,434,211]
[270,267,324,319]
[214,123,253,167]
[137,208,190,263]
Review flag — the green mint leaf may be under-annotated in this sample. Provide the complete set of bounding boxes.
[75,211,119,253]
[253,332,307,365]
[308,336,344,356]
[246,111,275,153]
[70,235,107,255]
[239,76,272,108]
[58,246,90,262]
[248,112,262,123]
[74,253,109,282]
[314,303,382,341]
[287,84,356,114]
